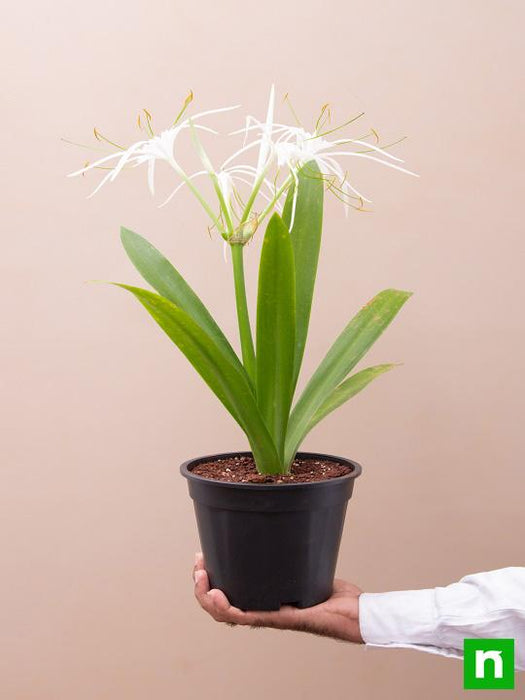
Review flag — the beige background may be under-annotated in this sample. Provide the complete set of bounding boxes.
[2,0,524,698]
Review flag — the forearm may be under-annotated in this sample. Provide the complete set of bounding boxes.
[359,567,525,671]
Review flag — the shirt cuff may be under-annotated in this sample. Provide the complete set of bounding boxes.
[359,588,439,647]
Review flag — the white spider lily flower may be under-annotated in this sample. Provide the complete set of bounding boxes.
[229,113,418,225]
[68,105,240,197]
[275,126,417,221]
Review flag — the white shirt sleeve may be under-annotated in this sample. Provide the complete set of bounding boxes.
[359,567,525,671]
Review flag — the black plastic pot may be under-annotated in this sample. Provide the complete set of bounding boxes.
[181,451,362,611]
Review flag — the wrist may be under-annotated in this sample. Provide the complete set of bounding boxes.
[354,592,364,643]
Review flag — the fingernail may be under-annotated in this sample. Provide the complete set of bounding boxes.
[194,570,205,582]
[195,552,203,565]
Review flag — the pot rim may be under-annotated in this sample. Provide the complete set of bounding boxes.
[180,450,362,491]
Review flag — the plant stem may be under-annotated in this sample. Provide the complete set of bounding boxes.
[258,176,294,224]
[239,166,269,225]
[188,124,236,235]
[231,244,256,384]
[168,157,224,232]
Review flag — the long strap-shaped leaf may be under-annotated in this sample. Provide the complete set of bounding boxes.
[256,214,296,462]
[282,161,324,389]
[116,284,281,472]
[285,289,412,463]
[306,363,397,434]
[120,227,244,381]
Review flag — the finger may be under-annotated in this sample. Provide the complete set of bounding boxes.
[333,579,352,593]
[195,575,235,624]
[199,588,307,630]
[206,588,239,622]
[206,589,261,625]
[192,552,204,579]
[332,578,362,595]
[203,589,274,627]
[192,564,308,630]
[193,575,241,624]
[244,604,304,629]
[214,603,305,630]
[194,568,211,609]
[199,588,235,623]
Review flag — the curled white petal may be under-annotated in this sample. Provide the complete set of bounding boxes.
[159,170,208,207]
[344,138,404,162]
[256,85,275,175]
[191,105,241,120]
[221,138,264,169]
[328,151,419,177]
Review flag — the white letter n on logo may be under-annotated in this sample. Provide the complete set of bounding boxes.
[475,650,504,679]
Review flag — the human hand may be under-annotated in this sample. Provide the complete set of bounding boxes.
[193,553,364,643]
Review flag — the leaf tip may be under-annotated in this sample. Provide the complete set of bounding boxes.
[382,288,414,301]
[120,226,141,250]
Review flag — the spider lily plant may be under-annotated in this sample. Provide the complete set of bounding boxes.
[69,88,416,475]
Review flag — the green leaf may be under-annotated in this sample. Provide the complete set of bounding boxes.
[306,363,397,433]
[285,289,412,463]
[120,227,242,377]
[256,213,296,462]
[282,161,324,388]
[115,284,281,472]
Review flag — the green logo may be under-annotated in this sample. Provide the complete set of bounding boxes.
[464,639,515,690]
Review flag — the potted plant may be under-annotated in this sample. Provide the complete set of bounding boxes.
[69,88,416,611]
